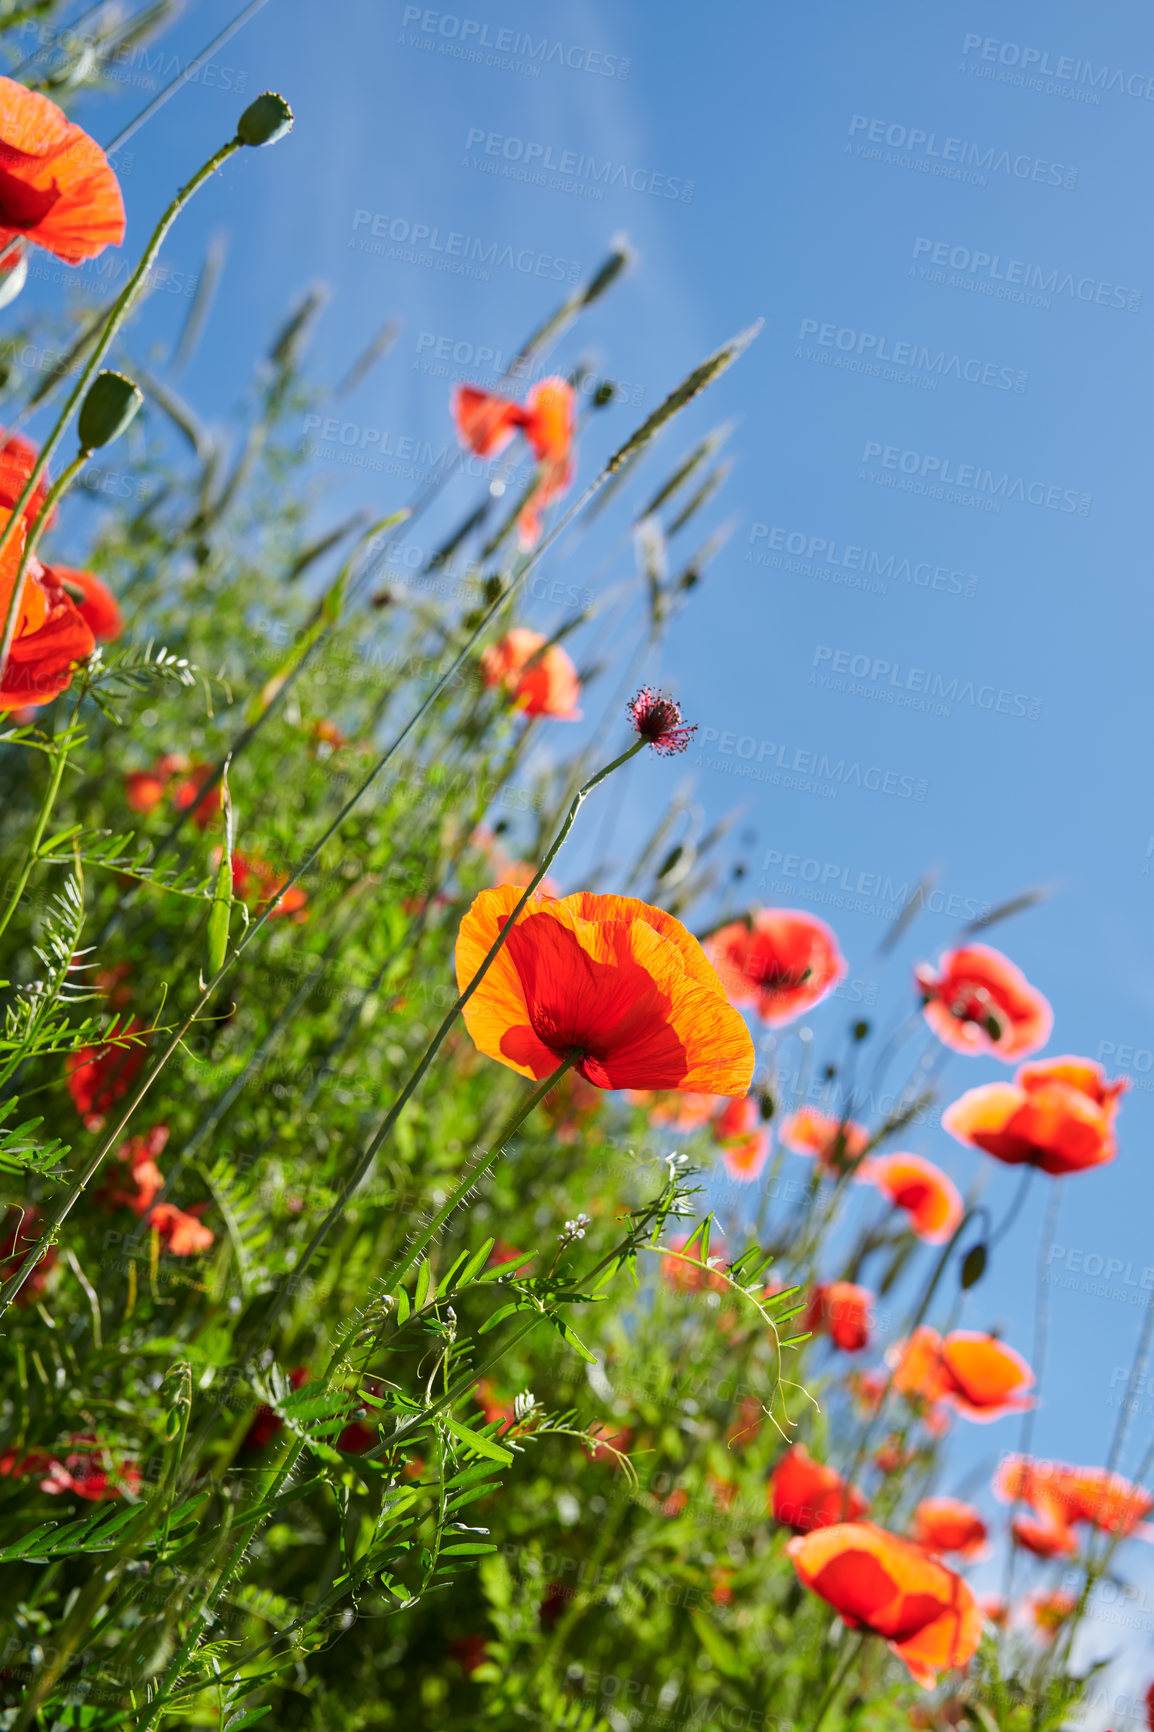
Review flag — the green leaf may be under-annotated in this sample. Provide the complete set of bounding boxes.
[413,1258,433,1312]
[439,1542,498,1555]
[205,760,234,980]
[224,1710,273,1731]
[441,1414,513,1465]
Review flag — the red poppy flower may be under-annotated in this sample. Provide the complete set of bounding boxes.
[480,627,581,719]
[805,1281,873,1352]
[847,1368,888,1417]
[912,1498,989,1561]
[0,1205,56,1303]
[174,763,222,829]
[889,1327,1034,1423]
[125,768,168,813]
[221,850,308,922]
[994,1454,1152,1540]
[452,384,527,457]
[37,1433,140,1500]
[860,1153,963,1243]
[455,887,756,1093]
[704,908,846,1025]
[915,944,1051,1061]
[1146,1680,1154,1732]
[787,1522,982,1686]
[0,520,95,712]
[875,1436,916,1476]
[450,1633,492,1674]
[943,1056,1126,1177]
[0,430,51,525]
[41,563,121,642]
[149,1201,213,1257]
[979,1595,1008,1629]
[101,1124,169,1215]
[781,1107,870,1173]
[1011,1513,1078,1558]
[771,1445,869,1533]
[1028,1590,1076,1640]
[66,1017,148,1130]
[0,78,125,263]
[713,1094,770,1181]
[243,1366,310,1450]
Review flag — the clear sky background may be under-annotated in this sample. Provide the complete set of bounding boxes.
[17,0,1154,1707]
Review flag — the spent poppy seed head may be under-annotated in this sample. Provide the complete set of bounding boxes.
[627,687,697,755]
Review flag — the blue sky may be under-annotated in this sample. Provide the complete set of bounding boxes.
[20,0,1154,1697]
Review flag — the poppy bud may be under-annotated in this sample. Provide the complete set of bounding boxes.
[77,370,143,451]
[853,1019,870,1042]
[759,1091,775,1122]
[483,575,504,603]
[960,1243,988,1290]
[237,92,294,148]
[593,381,616,408]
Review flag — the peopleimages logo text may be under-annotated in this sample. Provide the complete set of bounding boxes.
[847,115,1077,189]
[464,129,693,200]
[812,646,1043,721]
[962,34,1154,100]
[860,441,1092,516]
[747,525,978,597]
[798,318,1025,391]
[400,7,630,76]
[911,239,1141,313]
[350,211,581,284]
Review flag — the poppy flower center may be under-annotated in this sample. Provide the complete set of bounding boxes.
[946,981,1004,1040]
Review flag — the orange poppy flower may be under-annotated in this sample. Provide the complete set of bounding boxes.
[713,1094,770,1181]
[480,627,581,719]
[1028,1590,1076,1640]
[704,908,846,1025]
[0,78,125,263]
[101,1124,169,1215]
[942,1056,1126,1177]
[0,430,51,525]
[915,944,1051,1061]
[148,1201,214,1257]
[781,1106,870,1173]
[455,886,756,1093]
[804,1281,873,1352]
[125,768,167,813]
[1010,1513,1078,1558]
[889,1327,1034,1423]
[66,1017,148,1131]
[452,384,528,457]
[861,1152,963,1243]
[912,1498,989,1560]
[994,1454,1152,1539]
[42,563,121,642]
[787,1522,982,1686]
[0,521,95,712]
[451,376,576,547]
[627,1088,721,1130]
[770,1444,869,1533]
[660,1231,729,1294]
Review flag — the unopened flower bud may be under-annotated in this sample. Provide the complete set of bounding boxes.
[237,92,294,148]
[77,370,143,451]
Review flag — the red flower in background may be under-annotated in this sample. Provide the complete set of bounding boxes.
[1,1431,140,1500]
[912,1498,989,1561]
[889,1328,1034,1423]
[449,1633,491,1674]
[0,78,125,263]
[149,1202,214,1257]
[223,850,308,922]
[713,1094,770,1181]
[66,1017,148,1130]
[994,1454,1152,1549]
[781,1107,870,1173]
[943,1057,1126,1177]
[628,1089,721,1130]
[0,1205,57,1303]
[770,1444,869,1532]
[542,1068,603,1143]
[173,763,222,829]
[661,1231,729,1294]
[455,887,755,1093]
[915,944,1051,1061]
[805,1281,873,1352]
[787,1522,982,1686]
[1029,1590,1076,1641]
[101,1124,168,1215]
[480,627,581,719]
[451,376,576,548]
[704,908,846,1026]
[861,1153,963,1243]
[243,1367,310,1451]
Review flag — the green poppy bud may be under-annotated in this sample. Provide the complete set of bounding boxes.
[237,92,294,148]
[77,370,143,451]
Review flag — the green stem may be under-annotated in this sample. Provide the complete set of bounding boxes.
[138,1057,576,1730]
[0,136,243,688]
[807,1631,865,1732]
[238,741,644,1357]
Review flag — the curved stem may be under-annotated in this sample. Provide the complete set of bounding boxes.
[0,135,243,688]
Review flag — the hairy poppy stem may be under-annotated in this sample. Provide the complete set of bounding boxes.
[807,1631,865,1732]
[236,740,645,1357]
[0,134,243,691]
